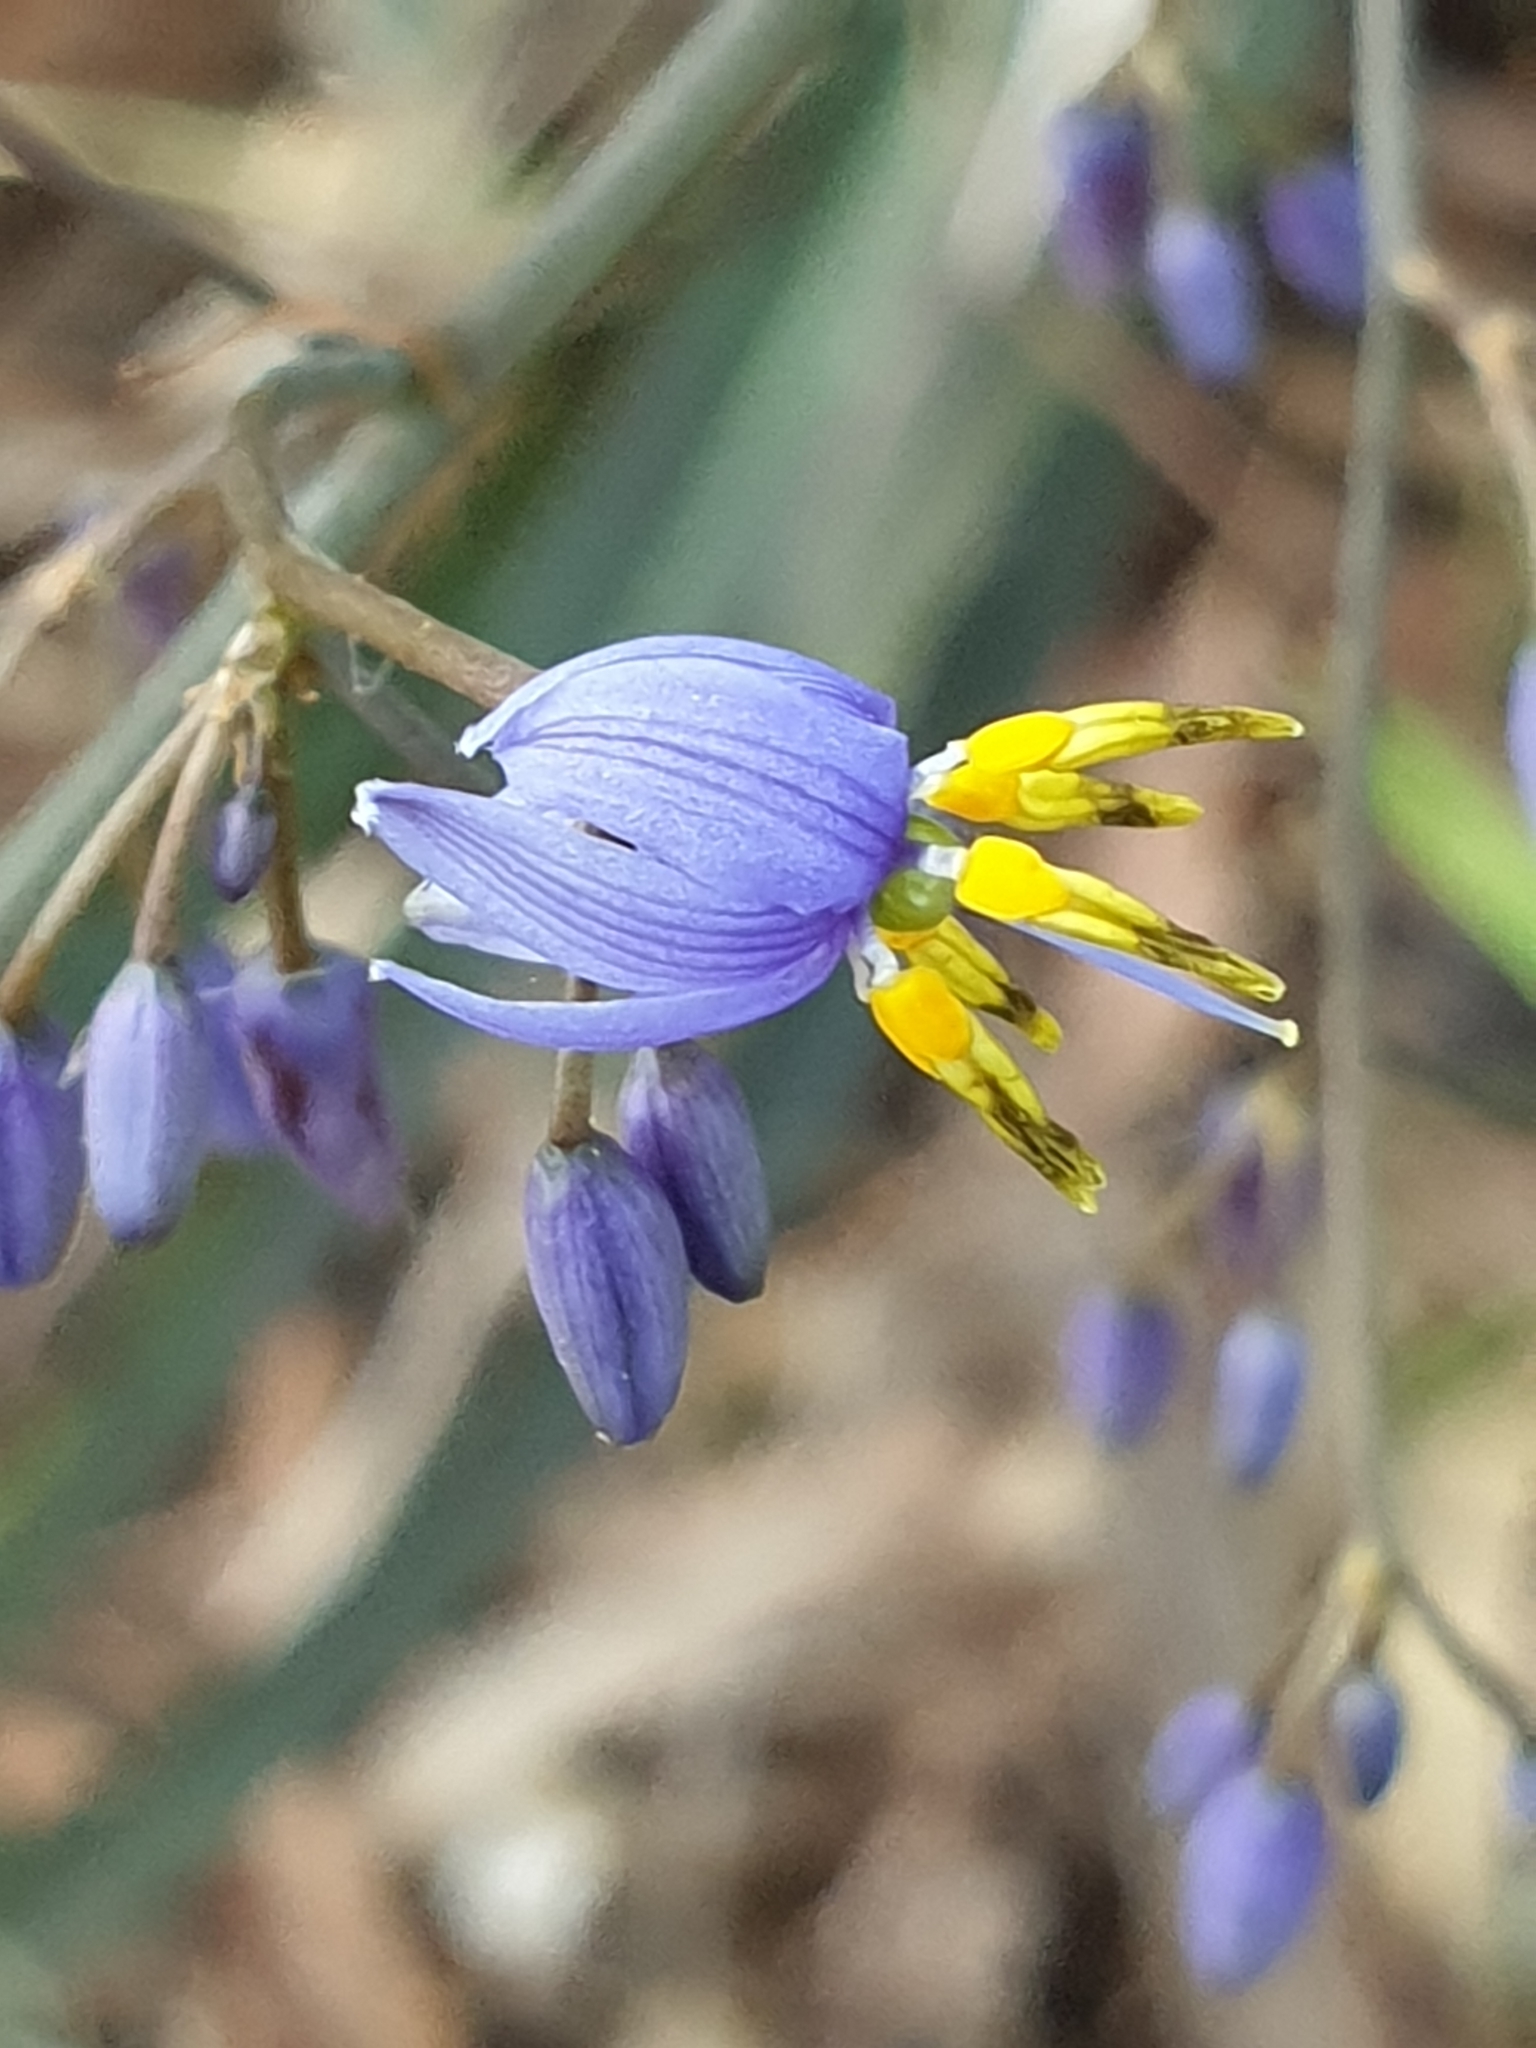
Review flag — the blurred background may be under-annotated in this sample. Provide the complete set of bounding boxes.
[0,0,1533,2041]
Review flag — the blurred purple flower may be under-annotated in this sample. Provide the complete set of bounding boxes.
[1198,1081,1316,1286]
[1048,102,1153,304]
[1059,1287,1180,1449]
[618,1041,770,1302]
[1507,1749,1536,1827]
[524,1133,691,1444]
[1145,1687,1266,1824]
[0,1018,83,1286]
[1327,1668,1403,1807]
[209,786,277,904]
[1146,206,1260,387]
[1211,1309,1307,1488]
[1179,1768,1329,1992]
[186,946,271,1158]
[1505,638,1536,834]
[1262,154,1365,324]
[84,960,211,1244]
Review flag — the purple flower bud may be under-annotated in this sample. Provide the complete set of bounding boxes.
[616,1043,769,1302]
[1505,637,1536,836]
[1178,1769,1330,1992]
[1198,1084,1316,1288]
[1145,1687,1266,1824]
[1262,154,1365,325]
[1211,1310,1307,1488]
[524,1134,691,1445]
[209,786,277,903]
[229,949,403,1225]
[186,946,271,1157]
[1049,102,1153,304]
[84,960,211,1245]
[0,1018,83,1286]
[1059,1288,1180,1449]
[1327,1669,1403,1807]
[1507,1749,1536,1827]
[1146,206,1261,387]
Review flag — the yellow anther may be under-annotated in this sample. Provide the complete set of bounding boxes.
[965,710,1076,775]
[925,762,1021,824]
[955,838,1073,922]
[868,966,972,1068]
[1049,701,1303,773]
[877,917,1062,1051]
[1037,866,1287,1005]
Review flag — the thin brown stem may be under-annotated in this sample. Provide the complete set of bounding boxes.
[547,980,598,1149]
[130,715,231,964]
[260,708,317,977]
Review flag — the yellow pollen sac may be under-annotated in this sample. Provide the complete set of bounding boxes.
[1048,701,1304,773]
[954,837,1073,922]
[925,761,1021,824]
[964,710,1076,775]
[868,966,972,1069]
[1037,867,1287,1005]
[879,917,1062,1051]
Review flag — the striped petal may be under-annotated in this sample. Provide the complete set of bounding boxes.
[1025,927,1299,1045]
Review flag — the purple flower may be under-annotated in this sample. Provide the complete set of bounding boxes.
[228,949,403,1225]
[354,637,911,1052]
[1327,1669,1403,1807]
[1198,1082,1316,1287]
[1506,638,1536,835]
[84,960,211,1244]
[524,1134,691,1444]
[617,1042,770,1302]
[1049,102,1153,304]
[1059,1287,1180,1448]
[0,1018,83,1286]
[1262,154,1365,325]
[1145,1687,1266,1824]
[1146,206,1261,387]
[187,946,271,1157]
[209,786,277,903]
[1211,1310,1307,1488]
[1179,1768,1330,1992]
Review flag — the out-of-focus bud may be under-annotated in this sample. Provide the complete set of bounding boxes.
[84,960,211,1244]
[1262,154,1365,325]
[229,949,403,1225]
[209,785,277,903]
[1211,1309,1307,1488]
[1198,1080,1315,1288]
[1178,1768,1330,1992]
[616,1043,769,1303]
[0,1018,83,1286]
[1048,102,1153,304]
[1059,1287,1180,1449]
[1507,1748,1536,1827]
[524,1134,691,1445]
[1327,1668,1404,1807]
[1505,638,1536,836]
[186,947,271,1158]
[1145,1686,1266,1824]
[1146,206,1260,387]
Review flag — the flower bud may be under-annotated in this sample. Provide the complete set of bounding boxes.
[1211,1310,1307,1488]
[0,1018,83,1286]
[524,1134,691,1445]
[229,949,403,1225]
[1506,637,1536,836]
[1261,154,1364,325]
[1146,206,1260,387]
[1327,1668,1403,1807]
[1507,1749,1536,1828]
[1198,1082,1316,1288]
[1178,1768,1329,1992]
[84,960,211,1244]
[1059,1287,1180,1449]
[209,785,277,903]
[1048,102,1153,304]
[1145,1687,1266,1825]
[186,947,271,1157]
[616,1043,769,1302]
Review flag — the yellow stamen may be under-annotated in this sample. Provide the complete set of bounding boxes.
[877,916,1061,1051]
[954,837,1073,922]
[965,710,1076,774]
[1046,702,1303,773]
[868,965,972,1067]
[1037,866,1286,1004]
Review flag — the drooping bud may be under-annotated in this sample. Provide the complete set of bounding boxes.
[1507,1748,1536,1827]
[1211,1309,1307,1488]
[1178,1768,1330,1992]
[186,946,271,1157]
[84,960,211,1245]
[1198,1081,1316,1288]
[1327,1668,1404,1807]
[1261,154,1365,325]
[1145,1687,1266,1825]
[0,1017,84,1286]
[1146,206,1260,387]
[616,1043,769,1303]
[1059,1287,1180,1449]
[523,1134,691,1445]
[229,949,403,1225]
[209,785,277,903]
[1048,102,1154,304]
[1505,637,1536,836]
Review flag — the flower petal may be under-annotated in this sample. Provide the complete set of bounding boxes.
[1025,927,1299,1045]
[356,782,837,992]
[370,935,846,1051]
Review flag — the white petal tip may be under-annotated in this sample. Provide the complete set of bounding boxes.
[351,782,385,834]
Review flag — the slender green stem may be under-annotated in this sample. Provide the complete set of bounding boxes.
[548,981,598,1149]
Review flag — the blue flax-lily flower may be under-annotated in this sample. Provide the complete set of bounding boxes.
[354,634,1299,1209]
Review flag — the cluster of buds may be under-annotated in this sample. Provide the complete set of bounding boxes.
[1049,98,1365,386]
